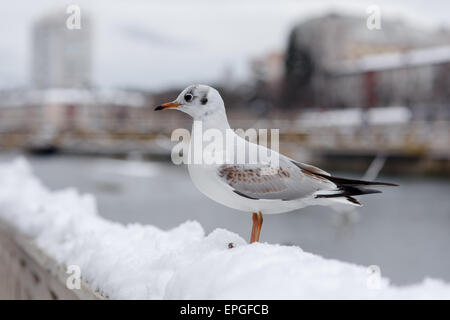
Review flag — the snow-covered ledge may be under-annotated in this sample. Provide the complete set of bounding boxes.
[0,158,449,299]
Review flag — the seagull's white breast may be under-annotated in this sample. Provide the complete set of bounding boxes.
[186,131,313,214]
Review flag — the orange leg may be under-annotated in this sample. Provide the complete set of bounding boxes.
[250,212,263,243]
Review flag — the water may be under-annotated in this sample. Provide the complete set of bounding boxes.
[2,153,449,286]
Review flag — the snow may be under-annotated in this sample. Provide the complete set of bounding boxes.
[0,157,450,299]
[298,106,411,128]
[337,45,450,75]
[0,88,147,108]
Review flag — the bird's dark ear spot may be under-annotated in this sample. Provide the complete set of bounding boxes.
[201,96,208,105]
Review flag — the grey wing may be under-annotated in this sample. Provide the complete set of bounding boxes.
[216,156,336,201]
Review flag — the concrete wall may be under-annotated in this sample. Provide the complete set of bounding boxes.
[0,219,104,300]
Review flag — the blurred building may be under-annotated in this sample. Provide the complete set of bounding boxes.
[331,45,450,119]
[32,9,92,89]
[248,52,285,114]
[0,89,150,132]
[0,9,165,150]
[0,88,153,151]
[283,13,450,112]
[251,52,285,88]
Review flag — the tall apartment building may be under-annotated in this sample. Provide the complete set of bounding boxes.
[32,9,91,89]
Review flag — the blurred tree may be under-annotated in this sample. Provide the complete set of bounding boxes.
[283,29,315,109]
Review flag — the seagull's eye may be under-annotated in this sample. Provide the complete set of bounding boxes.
[184,94,193,102]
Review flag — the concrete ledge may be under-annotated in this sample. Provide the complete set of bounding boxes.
[0,218,105,300]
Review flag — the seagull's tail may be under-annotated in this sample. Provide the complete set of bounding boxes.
[314,175,398,206]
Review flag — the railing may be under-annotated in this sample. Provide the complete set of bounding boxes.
[0,119,448,158]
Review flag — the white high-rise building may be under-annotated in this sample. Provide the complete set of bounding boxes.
[32,9,91,89]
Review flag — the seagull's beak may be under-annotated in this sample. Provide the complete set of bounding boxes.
[154,102,181,111]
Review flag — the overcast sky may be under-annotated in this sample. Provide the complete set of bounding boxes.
[0,0,449,91]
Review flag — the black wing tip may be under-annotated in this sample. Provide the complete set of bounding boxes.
[233,190,259,200]
[296,163,399,187]
[346,196,361,206]
[315,194,363,205]
[315,187,382,200]
[323,174,399,187]
[361,181,399,187]
[376,181,399,187]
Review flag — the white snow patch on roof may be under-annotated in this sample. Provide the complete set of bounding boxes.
[0,88,147,108]
[336,45,450,74]
[298,106,411,128]
[0,158,449,299]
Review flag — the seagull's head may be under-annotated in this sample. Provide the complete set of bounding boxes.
[155,84,225,120]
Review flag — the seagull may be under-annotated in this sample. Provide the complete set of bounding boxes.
[155,85,397,243]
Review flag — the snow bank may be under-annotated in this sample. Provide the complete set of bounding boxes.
[0,158,449,299]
